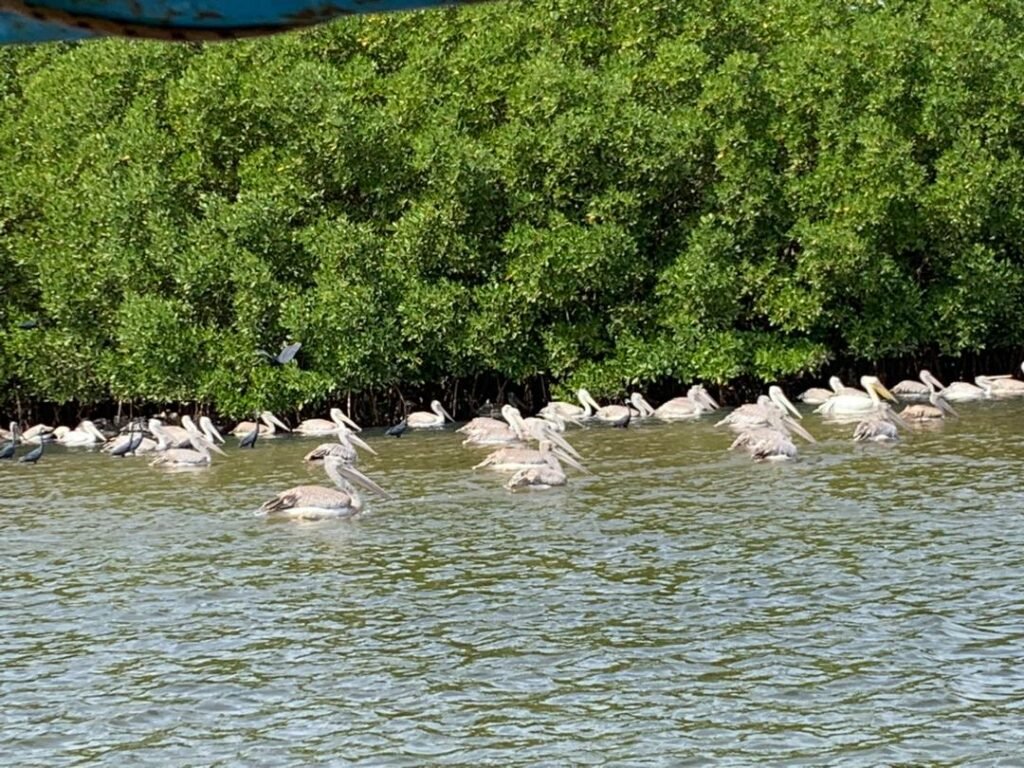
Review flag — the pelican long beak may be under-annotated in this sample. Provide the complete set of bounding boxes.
[699,388,721,410]
[203,418,226,444]
[344,430,378,456]
[553,447,591,475]
[440,403,455,422]
[335,464,391,500]
[873,382,898,404]
[264,412,290,432]
[889,410,912,431]
[937,397,959,418]
[772,388,802,419]
[192,434,228,456]
[533,423,581,459]
[334,410,362,433]
[783,416,816,443]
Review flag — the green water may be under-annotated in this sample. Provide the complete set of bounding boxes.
[3,400,1024,765]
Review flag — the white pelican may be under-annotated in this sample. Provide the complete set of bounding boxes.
[57,420,108,447]
[20,423,54,444]
[899,392,958,421]
[892,370,944,401]
[0,421,17,441]
[593,394,651,427]
[475,439,587,472]
[627,393,656,418]
[814,376,897,418]
[231,411,289,437]
[729,409,815,461]
[294,407,361,436]
[538,389,601,420]
[521,411,581,434]
[717,386,803,430]
[798,376,857,405]
[157,416,223,448]
[303,427,377,464]
[935,378,987,402]
[975,366,1024,397]
[461,405,529,445]
[149,431,227,467]
[407,400,454,429]
[853,404,910,442]
[654,385,720,420]
[259,457,390,521]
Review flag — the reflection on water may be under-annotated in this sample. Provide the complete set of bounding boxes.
[3,400,1024,765]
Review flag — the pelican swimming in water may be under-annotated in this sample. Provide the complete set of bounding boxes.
[407,400,455,429]
[103,419,167,455]
[0,421,17,441]
[231,411,289,437]
[976,364,1024,397]
[853,403,910,442]
[460,405,530,445]
[157,415,224,448]
[591,392,654,427]
[258,457,390,521]
[729,409,816,461]
[520,411,581,435]
[899,392,959,421]
[934,377,987,403]
[294,407,362,436]
[19,423,54,444]
[891,370,944,401]
[814,376,897,418]
[303,426,377,465]
[653,385,720,420]
[799,376,859,405]
[717,386,803,430]
[57,419,108,447]
[538,388,601,420]
[475,439,589,473]
[149,429,227,467]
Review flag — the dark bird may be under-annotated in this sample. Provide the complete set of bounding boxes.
[256,341,302,366]
[384,418,408,438]
[239,424,259,448]
[110,422,145,457]
[0,441,15,460]
[19,443,43,464]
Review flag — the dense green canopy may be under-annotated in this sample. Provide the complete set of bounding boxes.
[2,0,1024,418]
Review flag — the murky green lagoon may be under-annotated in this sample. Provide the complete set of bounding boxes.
[3,400,1024,765]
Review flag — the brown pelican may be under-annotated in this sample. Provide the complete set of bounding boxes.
[815,376,897,418]
[149,431,227,467]
[717,386,803,430]
[653,385,720,420]
[892,370,944,402]
[853,403,910,441]
[538,389,601,420]
[303,427,377,464]
[294,407,361,436]
[259,457,390,521]
[57,420,108,447]
[407,400,455,429]
[230,411,289,437]
[899,392,959,421]
[460,405,529,445]
[975,366,1024,397]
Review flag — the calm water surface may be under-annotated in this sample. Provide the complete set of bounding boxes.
[3,400,1024,766]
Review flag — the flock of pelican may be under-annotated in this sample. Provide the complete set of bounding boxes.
[2,363,1023,517]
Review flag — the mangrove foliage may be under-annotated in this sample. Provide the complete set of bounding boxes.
[2,0,1024,418]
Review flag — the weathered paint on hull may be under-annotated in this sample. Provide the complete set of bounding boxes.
[0,1,484,44]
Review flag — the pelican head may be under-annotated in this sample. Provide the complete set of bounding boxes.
[329,407,362,433]
[692,385,720,410]
[877,402,912,431]
[767,386,802,419]
[577,388,602,415]
[920,370,945,392]
[188,431,228,457]
[500,404,528,438]
[860,375,897,404]
[629,392,655,417]
[261,411,290,432]
[324,457,391,500]
[828,376,845,393]
[430,400,455,422]
[528,420,582,458]
[929,392,959,418]
[335,425,378,456]
[199,415,225,443]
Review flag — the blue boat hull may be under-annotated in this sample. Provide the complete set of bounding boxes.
[0,1,479,44]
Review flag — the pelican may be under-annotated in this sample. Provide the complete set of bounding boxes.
[798,376,858,405]
[936,378,987,402]
[231,411,289,437]
[461,405,529,445]
[814,376,897,418]
[976,366,1024,397]
[627,393,656,419]
[853,403,910,442]
[892,370,944,402]
[717,386,802,430]
[0,421,17,441]
[57,419,108,447]
[158,415,223,448]
[407,400,454,429]
[729,409,815,461]
[593,394,649,427]
[654,385,720,420]
[899,392,959,421]
[149,430,227,467]
[294,407,361,436]
[521,411,581,434]
[104,419,166,455]
[20,423,54,444]
[538,388,601,420]
[259,457,390,521]
[303,427,377,465]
